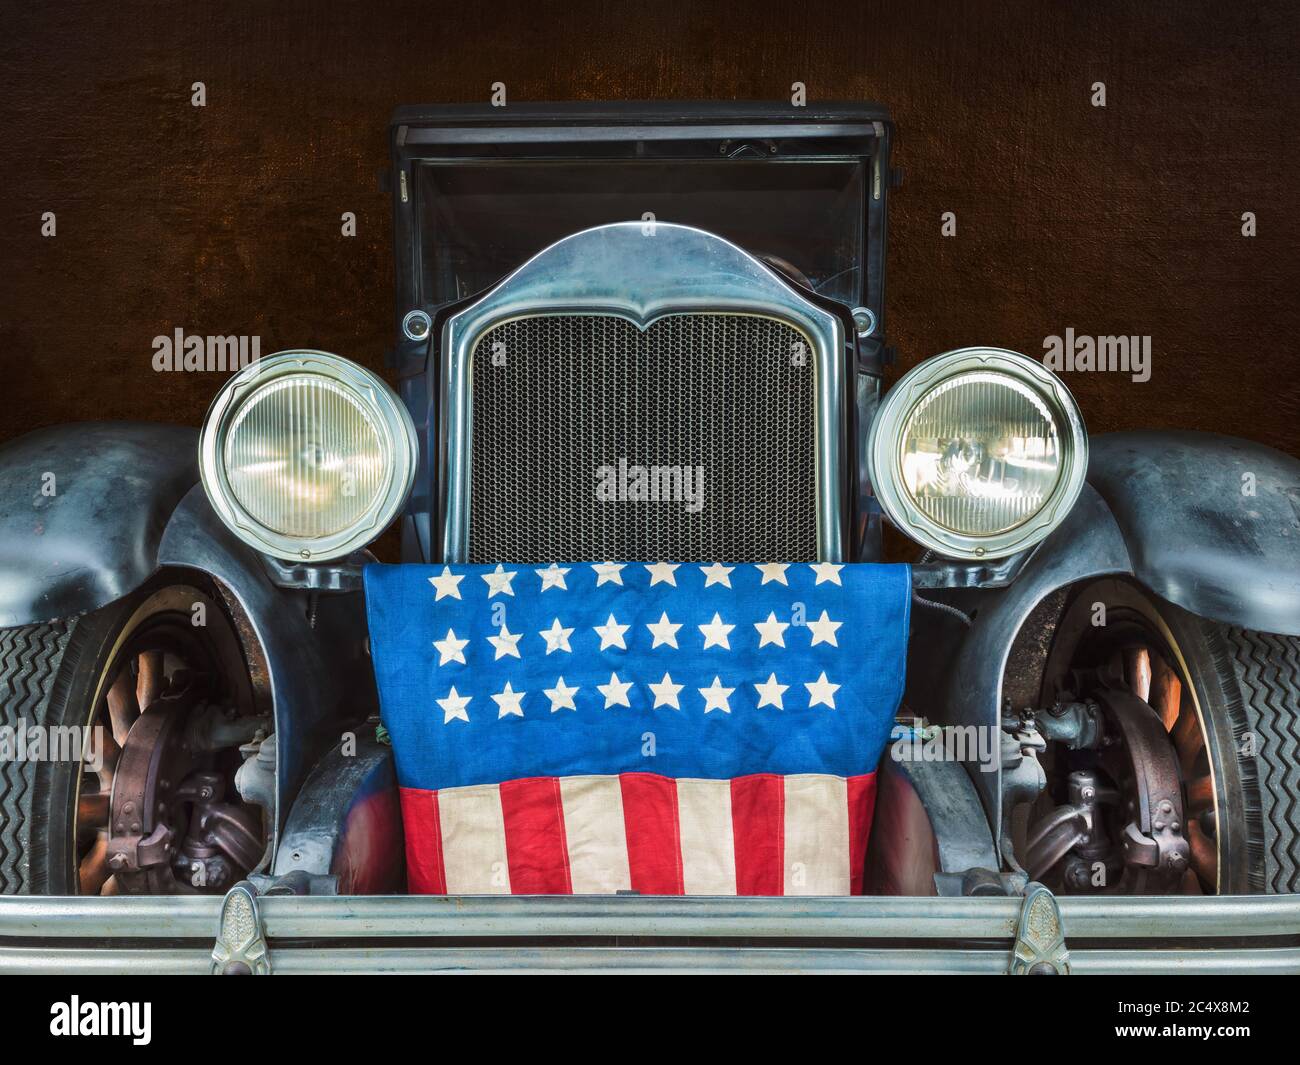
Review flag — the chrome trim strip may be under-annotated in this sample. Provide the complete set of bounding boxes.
[439,222,845,563]
[3,895,1296,974]
[2,893,1296,938]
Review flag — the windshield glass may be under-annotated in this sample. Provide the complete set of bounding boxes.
[416,159,866,307]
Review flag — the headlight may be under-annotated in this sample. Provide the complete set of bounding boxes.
[199,350,417,561]
[867,348,1087,559]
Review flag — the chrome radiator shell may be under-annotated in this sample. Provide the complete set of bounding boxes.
[438,222,846,563]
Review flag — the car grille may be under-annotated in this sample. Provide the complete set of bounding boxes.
[467,312,818,563]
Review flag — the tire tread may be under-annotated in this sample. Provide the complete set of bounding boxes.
[1209,623,1300,894]
[0,622,74,893]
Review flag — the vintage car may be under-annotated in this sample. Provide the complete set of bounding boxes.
[0,102,1297,975]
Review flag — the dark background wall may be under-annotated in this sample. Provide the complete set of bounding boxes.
[2,2,1297,520]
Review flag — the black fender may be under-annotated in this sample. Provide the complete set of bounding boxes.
[0,421,375,842]
[0,422,199,627]
[1088,431,1300,637]
[158,486,376,838]
[928,429,1300,841]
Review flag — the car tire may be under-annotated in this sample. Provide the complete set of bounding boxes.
[0,576,257,895]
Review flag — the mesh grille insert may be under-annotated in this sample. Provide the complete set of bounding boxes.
[467,313,818,563]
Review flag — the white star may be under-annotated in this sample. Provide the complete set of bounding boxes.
[437,685,471,724]
[648,672,684,710]
[698,612,735,650]
[805,671,841,709]
[755,562,790,586]
[807,610,843,647]
[491,681,525,718]
[482,563,517,598]
[754,611,790,648]
[596,671,634,709]
[810,562,844,586]
[536,563,570,591]
[486,624,523,660]
[699,562,735,588]
[698,676,736,714]
[544,676,580,712]
[644,561,680,586]
[592,561,626,586]
[433,628,469,665]
[754,673,789,709]
[593,613,631,651]
[428,565,464,601]
[646,611,682,649]
[539,618,575,655]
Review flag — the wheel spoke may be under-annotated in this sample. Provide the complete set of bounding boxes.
[78,833,110,895]
[1149,657,1182,732]
[78,791,110,829]
[1188,819,1218,889]
[106,669,140,747]
[1173,706,1205,776]
[94,725,120,794]
[1185,773,1215,814]
[1124,646,1152,702]
[136,649,165,711]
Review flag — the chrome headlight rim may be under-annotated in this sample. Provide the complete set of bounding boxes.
[199,349,417,562]
[868,346,1088,560]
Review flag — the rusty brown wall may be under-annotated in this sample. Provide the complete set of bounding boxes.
[2,1,1297,457]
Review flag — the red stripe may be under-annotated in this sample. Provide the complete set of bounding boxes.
[620,773,684,894]
[730,774,784,895]
[499,777,572,894]
[399,787,446,894]
[847,772,878,896]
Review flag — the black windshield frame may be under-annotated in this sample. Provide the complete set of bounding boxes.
[389,101,893,375]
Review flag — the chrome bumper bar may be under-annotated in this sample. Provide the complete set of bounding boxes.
[1,892,1297,974]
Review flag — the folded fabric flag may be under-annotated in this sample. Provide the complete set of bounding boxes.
[364,561,910,896]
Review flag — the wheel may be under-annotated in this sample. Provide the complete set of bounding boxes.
[0,574,269,895]
[1036,578,1299,895]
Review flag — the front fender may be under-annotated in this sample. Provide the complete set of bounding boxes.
[1089,430,1300,637]
[158,486,376,838]
[0,422,198,627]
[932,429,1300,845]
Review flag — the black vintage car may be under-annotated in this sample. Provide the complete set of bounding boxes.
[0,103,1297,974]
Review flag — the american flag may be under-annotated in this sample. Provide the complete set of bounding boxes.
[364,561,910,895]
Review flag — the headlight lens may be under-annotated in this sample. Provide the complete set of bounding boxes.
[869,349,1086,559]
[200,351,417,561]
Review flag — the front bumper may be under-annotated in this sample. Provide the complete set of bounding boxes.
[2,893,1297,974]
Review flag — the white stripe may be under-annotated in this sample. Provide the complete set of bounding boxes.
[558,775,632,893]
[675,778,737,894]
[783,774,850,895]
[438,783,511,893]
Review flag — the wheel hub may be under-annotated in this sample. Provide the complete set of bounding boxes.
[107,679,263,894]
